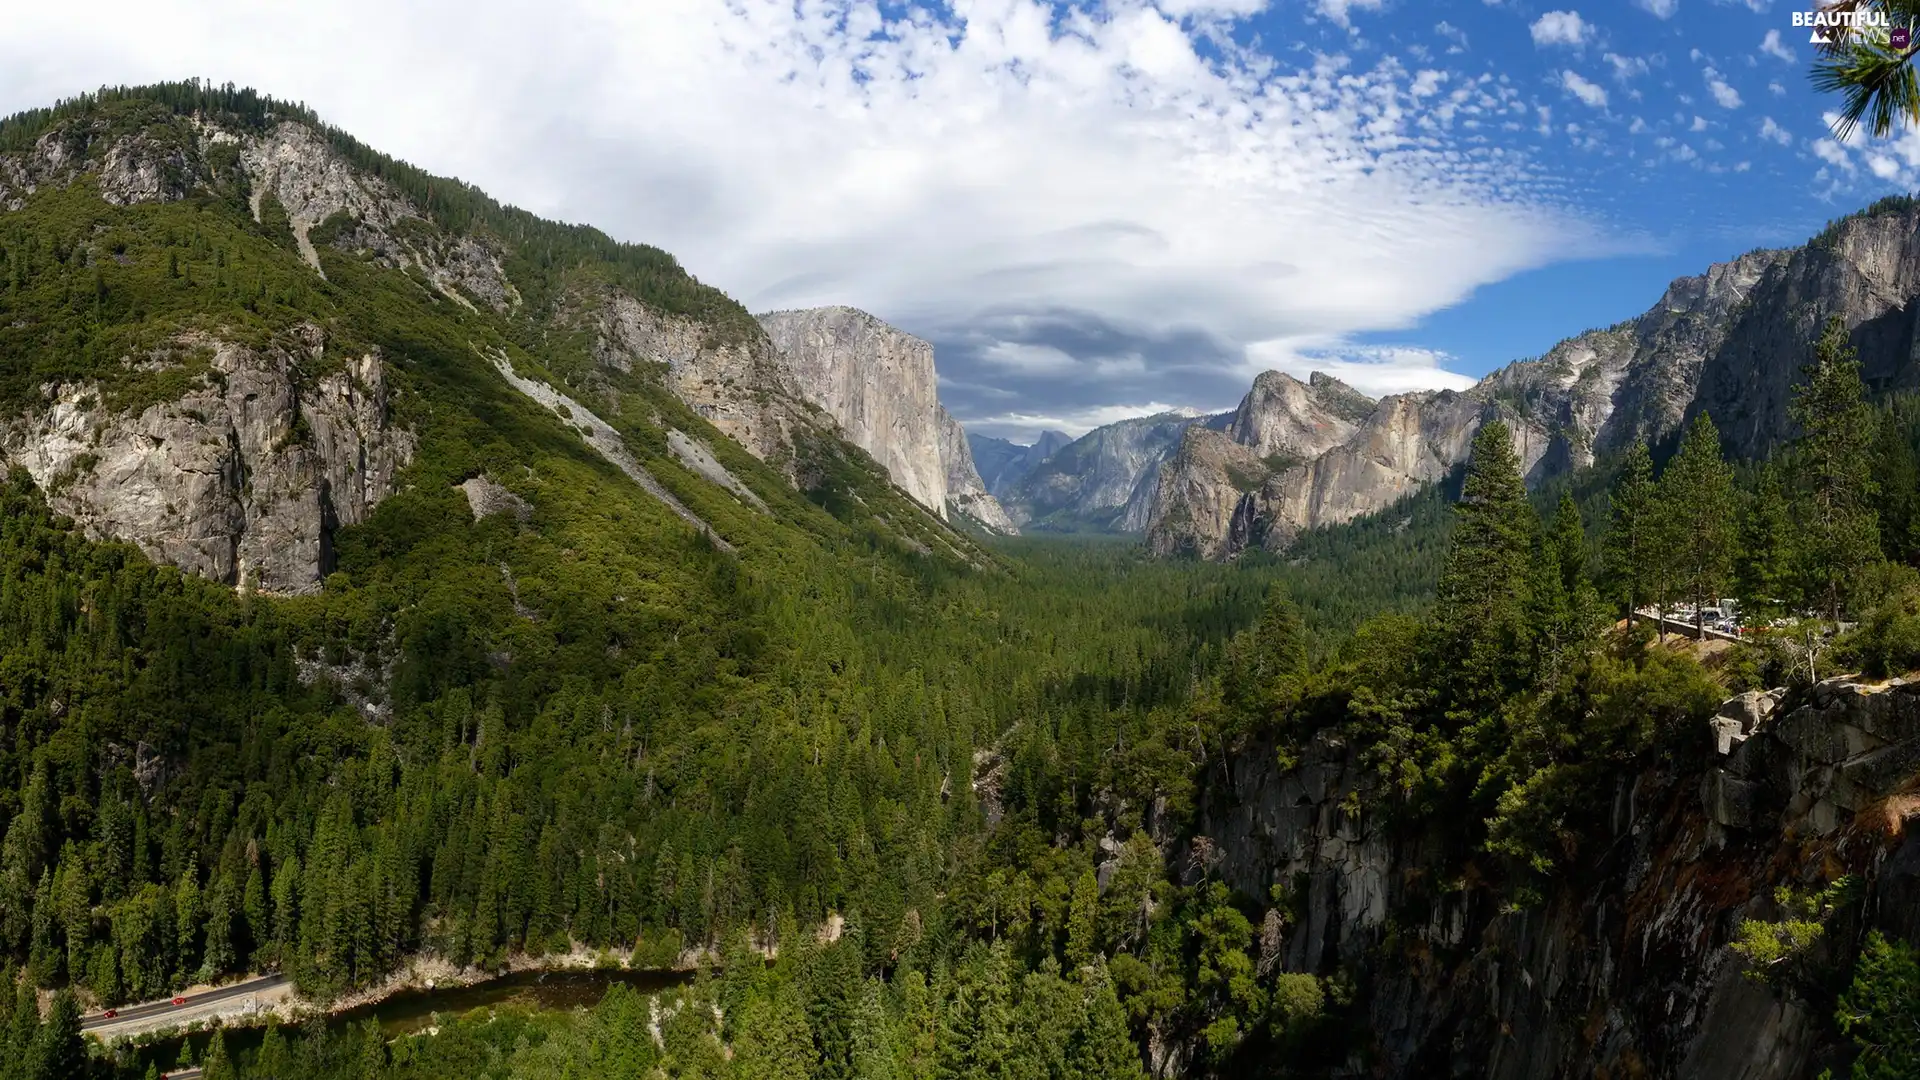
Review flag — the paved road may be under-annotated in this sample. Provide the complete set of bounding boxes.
[81,973,290,1032]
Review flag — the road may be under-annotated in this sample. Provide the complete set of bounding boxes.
[81,973,290,1032]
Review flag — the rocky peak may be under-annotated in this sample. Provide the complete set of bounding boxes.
[757,307,1011,529]
[1145,239,1793,560]
[999,410,1215,532]
[937,408,1017,534]
[1226,370,1374,464]
[759,307,949,514]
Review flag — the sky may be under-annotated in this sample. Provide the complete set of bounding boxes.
[1,0,1916,442]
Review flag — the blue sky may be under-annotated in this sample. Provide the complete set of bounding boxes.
[1,0,1914,441]
[1298,0,1879,379]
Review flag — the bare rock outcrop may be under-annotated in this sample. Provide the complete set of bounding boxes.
[578,288,810,464]
[1147,245,1780,559]
[1196,676,1920,1077]
[937,406,1016,534]
[1001,411,1209,532]
[0,329,413,594]
[758,307,952,515]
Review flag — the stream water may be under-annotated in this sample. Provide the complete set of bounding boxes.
[117,966,698,1075]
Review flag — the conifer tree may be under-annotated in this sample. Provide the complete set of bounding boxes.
[30,990,82,1080]
[850,977,903,1080]
[1434,420,1535,710]
[1067,964,1147,1080]
[1603,441,1658,625]
[1065,870,1100,974]
[1793,316,1882,619]
[1736,460,1795,621]
[734,983,819,1080]
[1658,413,1738,637]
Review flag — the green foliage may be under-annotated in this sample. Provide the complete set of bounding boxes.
[1731,876,1856,994]
[1658,413,1737,632]
[1793,317,1882,619]
[1836,931,1920,1080]
[1603,441,1658,622]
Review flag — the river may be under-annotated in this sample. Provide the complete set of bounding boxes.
[115,966,698,1075]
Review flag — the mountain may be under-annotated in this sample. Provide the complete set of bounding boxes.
[1147,242,1783,558]
[999,409,1220,532]
[969,427,1072,497]
[758,305,1014,532]
[937,405,1019,532]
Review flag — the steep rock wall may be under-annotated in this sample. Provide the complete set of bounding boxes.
[0,328,413,594]
[938,406,1017,534]
[1194,677,1920,1077]
[758,307,953,515]
[1147,247,1778,559]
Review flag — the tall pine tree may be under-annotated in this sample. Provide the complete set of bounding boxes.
[1603,441,1658,626]
[1658,413,1737,637]
[1792,316,1882,619]
[1433,420,1536,714]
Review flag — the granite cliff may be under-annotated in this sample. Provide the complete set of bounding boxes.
[999,410,1215,532]
[0,329,411,595]
[970,428,1073,498]
[1186,675,1920,1077]
[1147,244,1784,559]
[758,306,1013,532]
[0,97,995,590]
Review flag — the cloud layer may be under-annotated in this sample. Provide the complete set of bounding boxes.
[0,0,1593,440]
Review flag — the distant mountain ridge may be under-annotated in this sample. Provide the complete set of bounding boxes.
[997,409,1219,533]
[969,429,1072,497]
[1138,206,1920,559]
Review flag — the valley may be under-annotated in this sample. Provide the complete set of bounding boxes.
[1,80,1920,1080]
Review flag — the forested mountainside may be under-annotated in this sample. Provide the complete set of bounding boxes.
[5,81,1920,1080]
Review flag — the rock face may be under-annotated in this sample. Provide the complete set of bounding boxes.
[758,307,952,513]
[1193,676,1920,1078]
[969,429,1072,498]
[1147,247,1780,559]
[938,408,1018,533]
[1001,411,1215,532]
[577,287,811,464]
[0,329,413,595]
[757,307,1013,528]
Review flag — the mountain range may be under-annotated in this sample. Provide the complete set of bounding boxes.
[11,81,1920,1080]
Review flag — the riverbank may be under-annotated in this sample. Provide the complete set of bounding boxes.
[91,945,706,1051]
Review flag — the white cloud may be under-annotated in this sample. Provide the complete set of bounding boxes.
[1242,343,1477,397]
[1562,70,1610,108]
[1532,11,1594,48]
[1635,0,1679,18]
[0,0,1599,422]
[968,402,1197,441]
[1435,21,1470,51]
[1813,139,1857,171]
[1705,68,1743,108]
[1759,29,1795,63]
[1691,115,1708,131]
[1315,0,1384,28]
[1770,81,1787,95]
[1759,116,1793,145]
[1605,52,1651,80]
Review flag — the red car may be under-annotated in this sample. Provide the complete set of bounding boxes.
[101,1009,117,1019]
[171,996,185,1006]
